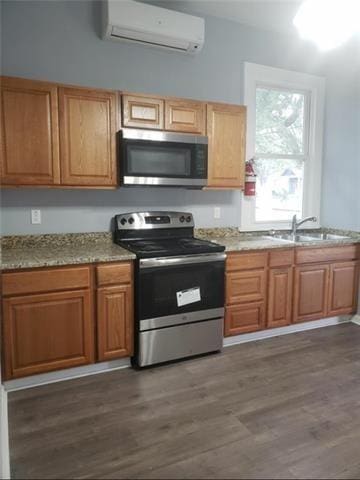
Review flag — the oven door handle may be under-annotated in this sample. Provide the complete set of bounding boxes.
[139,252,226,268]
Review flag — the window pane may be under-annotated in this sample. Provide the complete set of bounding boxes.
[255,158,304,221]
[255,87,306,155]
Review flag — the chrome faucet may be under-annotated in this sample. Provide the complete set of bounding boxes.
[291,214,317,236]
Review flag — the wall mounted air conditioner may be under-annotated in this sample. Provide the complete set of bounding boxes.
[102,0,205,54]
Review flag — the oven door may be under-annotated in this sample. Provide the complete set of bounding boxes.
[121,129,208,187]
[137,253,226,330]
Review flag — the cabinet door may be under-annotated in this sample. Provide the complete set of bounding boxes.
[165,99,205,134]
[328,261,359,316]
[97,285,133,361]
[226,269,266,304]
[293,264,329,323]
[225,301,265,336]
[59,87,117,186]
[0,77,60,185]
[122,95,164,130]
[3,290,94,380]
[206,103,246,188]
[267,267,293,328]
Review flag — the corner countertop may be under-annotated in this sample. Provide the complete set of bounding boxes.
[1,233,136,271]
[1,228,359,271]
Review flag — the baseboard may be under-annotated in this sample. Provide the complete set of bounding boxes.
[4,358,131,393]
[223,316,351,347]
[0,385,10,479]
[351,314,360,326]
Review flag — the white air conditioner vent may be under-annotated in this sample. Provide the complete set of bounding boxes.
[102,0,205,54]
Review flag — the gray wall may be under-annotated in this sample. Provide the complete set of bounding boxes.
[1,0,359,234]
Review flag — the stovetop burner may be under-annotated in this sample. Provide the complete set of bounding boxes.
[113,211,225,259]
[119,237,224,258]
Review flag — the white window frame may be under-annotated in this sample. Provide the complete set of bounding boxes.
[240,62,325,231]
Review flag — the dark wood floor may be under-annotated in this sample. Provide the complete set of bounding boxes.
[8,323,360,479]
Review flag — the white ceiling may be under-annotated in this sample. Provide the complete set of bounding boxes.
[154,0,303,35]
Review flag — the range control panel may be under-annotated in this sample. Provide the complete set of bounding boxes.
[115,211,194,230]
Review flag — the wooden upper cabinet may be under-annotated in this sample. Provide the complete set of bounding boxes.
[165,99,205,134]
[328,261,359,316]
[59,86,117,186]
[206,103,246,188]
[0,77,60,185]
[293,264,329,324]
[122,94,164,130]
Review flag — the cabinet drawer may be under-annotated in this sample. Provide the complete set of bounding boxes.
[2,266,91,296]
[226,252,268,272]
[225,301,265,336]
[269,249,294,267]
[96,262,132,287]
[226,269,266,304]
[296,245,359,264]
[122,95,164,129]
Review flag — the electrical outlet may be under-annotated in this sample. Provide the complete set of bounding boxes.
[31,209,41,225]
[214,207,221,219]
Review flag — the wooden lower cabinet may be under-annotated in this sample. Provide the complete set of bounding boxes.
[293,264,330,323]
[97,284,133,361]
[2,290,93,379]
[224,251,267,336]
[226,269,266,304]
[328,261,359,316]
[1,261,135,380]
[267,267,293,328]
[225,301,265,336]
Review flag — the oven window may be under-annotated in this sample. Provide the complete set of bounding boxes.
[138,261,225,320]
[127,144,192,177]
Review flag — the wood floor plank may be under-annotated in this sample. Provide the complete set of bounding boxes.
[8,323,360,479]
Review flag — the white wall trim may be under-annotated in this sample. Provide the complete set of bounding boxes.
[351,314,360,326]
[0,386,10,480]
[223,316,350,347]
[240,62,325,231]
[4,358,131,393]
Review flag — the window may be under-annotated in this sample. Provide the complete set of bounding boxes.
[241,63,325,231]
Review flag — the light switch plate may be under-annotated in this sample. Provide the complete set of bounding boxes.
[214,207,221,219]
[31,209,41,224]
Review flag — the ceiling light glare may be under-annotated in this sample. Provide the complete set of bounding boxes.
[294,0,360,51]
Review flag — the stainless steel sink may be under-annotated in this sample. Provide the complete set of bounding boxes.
[267,232,351,243]
[301,233,351,240]
[269,234,316,242]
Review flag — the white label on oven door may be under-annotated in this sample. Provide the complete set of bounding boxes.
[176,287,201,307]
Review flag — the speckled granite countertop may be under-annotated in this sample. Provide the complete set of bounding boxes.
[1,233,136,271]
[1,228,359,270]
[195,227,360,252]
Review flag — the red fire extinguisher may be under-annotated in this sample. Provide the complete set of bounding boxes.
[244,158,257,196]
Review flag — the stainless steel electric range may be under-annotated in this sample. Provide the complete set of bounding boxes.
[114,211,226,367]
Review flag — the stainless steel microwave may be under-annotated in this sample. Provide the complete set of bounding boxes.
[121,128,208,188]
